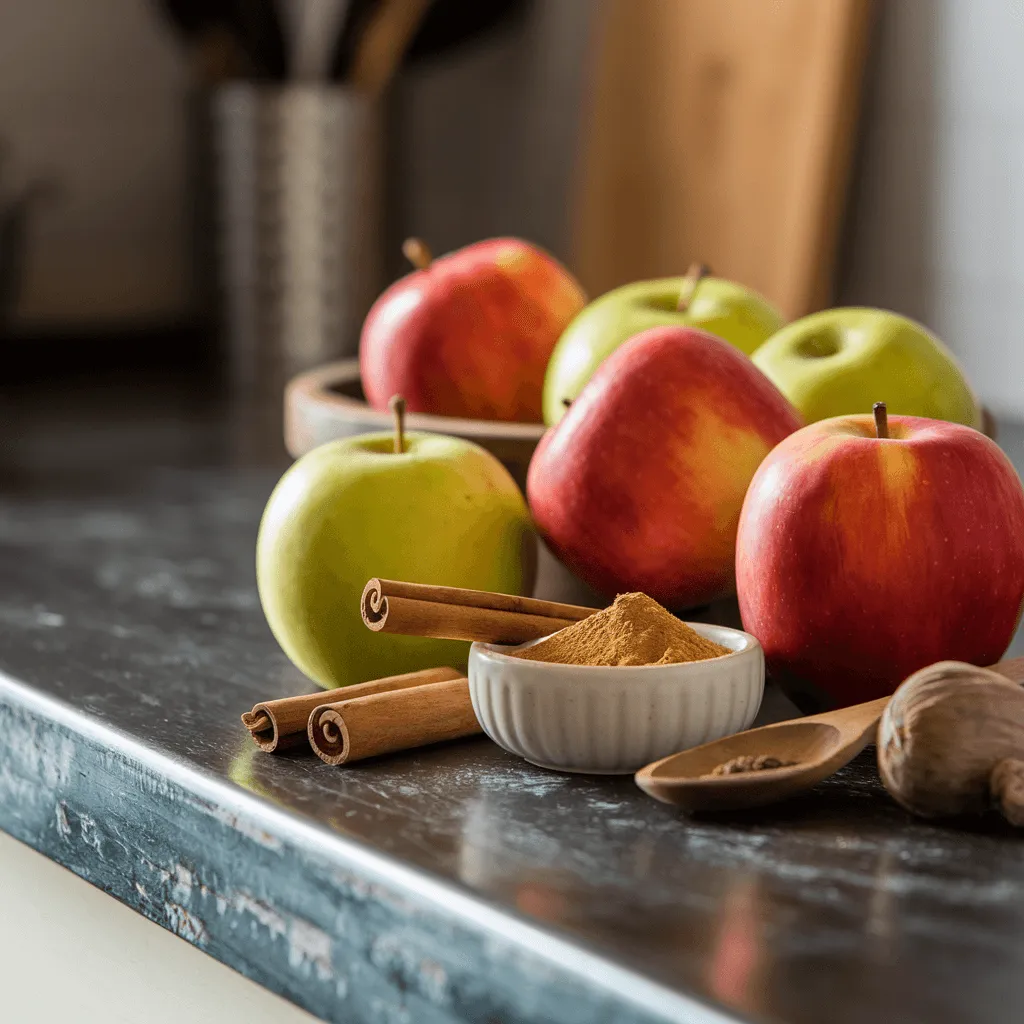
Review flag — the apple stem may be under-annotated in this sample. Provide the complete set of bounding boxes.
[402,238,432,271]
[873,401,889,439]
[677,262,711,312]
[389,395,407,454]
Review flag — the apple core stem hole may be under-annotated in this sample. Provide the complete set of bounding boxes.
[874,402,889,439]
[677,262,711,312]
[796,333,842,358]
[389,395,407,454]
[402,237,432,271]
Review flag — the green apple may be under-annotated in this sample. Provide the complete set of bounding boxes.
[752,308,982,428]
[542,272,784,425]
[256,428,536,688]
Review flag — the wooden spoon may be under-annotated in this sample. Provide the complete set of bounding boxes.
[635,657,1024,812]
[347,0,431,96]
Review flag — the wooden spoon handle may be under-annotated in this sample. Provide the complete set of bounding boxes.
[802,695,891,732]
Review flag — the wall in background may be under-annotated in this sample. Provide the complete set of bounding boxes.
[0,0,190,327]
[840,0,1024,417]
[390,0,594,275]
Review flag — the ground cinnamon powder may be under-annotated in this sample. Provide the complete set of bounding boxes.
[511,593,730,667]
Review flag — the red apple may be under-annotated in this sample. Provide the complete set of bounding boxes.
[360,237,586,422]
[526,326,802,608]
[736,410,1024,708]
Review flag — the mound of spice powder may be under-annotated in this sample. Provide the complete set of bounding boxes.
[511,592,730,667]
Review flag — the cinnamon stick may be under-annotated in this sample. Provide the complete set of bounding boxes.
[308,677,480,766]
[241,666,463,753]
[361,578,597,645]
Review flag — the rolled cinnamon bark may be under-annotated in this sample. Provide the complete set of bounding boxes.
[360,578,596,645]
[241,666,463,752]
[308,676,480,765]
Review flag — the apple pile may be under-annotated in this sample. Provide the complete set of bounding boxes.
[359,241,984,432]
[257,237,1024,708]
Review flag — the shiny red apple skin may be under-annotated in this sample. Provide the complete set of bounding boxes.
[526,326,803,608]
[360,238,586,422]
[737,415,1024,707]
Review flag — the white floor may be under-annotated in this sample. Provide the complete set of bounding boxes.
[0,829,318,1024]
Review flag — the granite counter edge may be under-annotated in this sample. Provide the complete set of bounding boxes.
[0,671,745,1024]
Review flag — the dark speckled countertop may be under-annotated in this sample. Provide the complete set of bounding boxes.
[2,377,1024,1024]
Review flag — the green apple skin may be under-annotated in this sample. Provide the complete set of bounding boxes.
[256,432,536,688]
[752,308,983,428]
[542,277,785,425]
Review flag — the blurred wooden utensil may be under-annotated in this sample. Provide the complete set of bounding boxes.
[575,0,875,319]
[348,0,432,95]
[328,0,526,82]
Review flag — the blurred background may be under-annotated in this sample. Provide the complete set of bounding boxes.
[0,0,1020,415]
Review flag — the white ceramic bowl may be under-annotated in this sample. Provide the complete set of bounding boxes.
[468,623,764,775]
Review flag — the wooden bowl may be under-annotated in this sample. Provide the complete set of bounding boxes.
[284,360,546,488]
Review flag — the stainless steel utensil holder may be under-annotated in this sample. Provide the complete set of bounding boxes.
[212,84,383,454]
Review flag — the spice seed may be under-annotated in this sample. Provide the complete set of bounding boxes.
[709,755,798,776]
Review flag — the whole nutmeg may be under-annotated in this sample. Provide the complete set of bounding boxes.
[878,660,1024,822]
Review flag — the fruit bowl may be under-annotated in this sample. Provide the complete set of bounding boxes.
[285,360,546,489]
